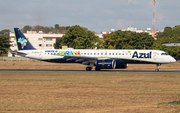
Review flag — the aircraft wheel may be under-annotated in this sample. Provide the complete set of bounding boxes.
[95,67,100,71]
[86,67,92,71]
[155,69,159,72]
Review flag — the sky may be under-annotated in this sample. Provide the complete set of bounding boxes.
[0,0,180,33]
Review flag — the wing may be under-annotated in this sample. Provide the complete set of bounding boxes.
[63,55,98,65]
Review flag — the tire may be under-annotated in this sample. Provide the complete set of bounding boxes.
[95,67,100,71]
[86,67,92,71]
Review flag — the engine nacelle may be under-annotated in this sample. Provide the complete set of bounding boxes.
[96,59,116,69]
[115,63,128,69]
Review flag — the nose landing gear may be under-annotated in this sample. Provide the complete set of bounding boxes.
[155,64,161,72]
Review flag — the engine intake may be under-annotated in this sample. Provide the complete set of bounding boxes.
[96,59,116,69]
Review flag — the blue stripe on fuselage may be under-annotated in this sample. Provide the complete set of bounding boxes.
[41,58,158,64]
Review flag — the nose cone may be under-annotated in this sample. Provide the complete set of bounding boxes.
[169,57,176,63]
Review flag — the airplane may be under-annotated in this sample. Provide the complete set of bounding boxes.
[11,28,176,71]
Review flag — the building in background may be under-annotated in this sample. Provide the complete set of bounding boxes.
[101,26,155,37]
[10,31,64,51]
[122,26,154,36]
[162,42,180,46]
[10,31,104,51]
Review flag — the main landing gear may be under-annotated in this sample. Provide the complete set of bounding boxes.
[86,67,101,71]
[155,64,161,72]
[86,62,94,71]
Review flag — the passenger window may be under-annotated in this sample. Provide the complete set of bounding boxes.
[105,53,107,55]
[94,53,96,55]
[87,53,89,55]
[119,53,121,55]
[109,53,111,55]
[101,53,103,55]
[97,53,99,55]
[122,53,124,55]
[116,53,118,55]
[112,53,114,55]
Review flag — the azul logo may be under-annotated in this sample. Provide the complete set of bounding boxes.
[18,37,27,49]
[132,51,152,58]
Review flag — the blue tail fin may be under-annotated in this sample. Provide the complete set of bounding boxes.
[14,28,36,50]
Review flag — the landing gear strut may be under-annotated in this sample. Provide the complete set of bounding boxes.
[155,64,161,72]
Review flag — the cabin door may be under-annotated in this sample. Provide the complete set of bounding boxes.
[153,52,157,60]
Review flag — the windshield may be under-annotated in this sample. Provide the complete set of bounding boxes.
[161,53,168,55]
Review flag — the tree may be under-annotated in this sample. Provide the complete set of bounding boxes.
[152,25,180,57]
[0,29,11,37]
[0,35,11,55]
[54,24,59,29]
[33,25,44,32]
[42,26,50,34]
[54,37,64,49]
[163,27,173,37]
[55,25,100,49]
[22,25,32,33]
[103,30,154,49]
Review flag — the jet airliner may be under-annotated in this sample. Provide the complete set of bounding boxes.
[12,28,176,71]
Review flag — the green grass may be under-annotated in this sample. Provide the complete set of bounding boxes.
[164,100,180,106]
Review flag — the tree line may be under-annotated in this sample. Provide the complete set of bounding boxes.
[54,25,155,50]
[152,25,180,57]
[54,25,180,58]
[21,24,71,34]
[1,24,180,57]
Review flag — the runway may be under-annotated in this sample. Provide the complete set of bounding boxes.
[0,69,180,73]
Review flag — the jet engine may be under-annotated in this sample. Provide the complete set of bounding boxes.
[96,59,116,69]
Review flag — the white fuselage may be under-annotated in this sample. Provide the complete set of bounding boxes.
[18,49,176,64]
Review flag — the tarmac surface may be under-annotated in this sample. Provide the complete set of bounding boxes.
[0,69,180,73]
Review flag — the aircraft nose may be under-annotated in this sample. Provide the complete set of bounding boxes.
[169,57,176,63]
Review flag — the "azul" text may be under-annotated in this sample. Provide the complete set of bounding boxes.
[132,51,152,58]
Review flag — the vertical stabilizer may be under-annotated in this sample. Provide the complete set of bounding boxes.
[14,28,36,50]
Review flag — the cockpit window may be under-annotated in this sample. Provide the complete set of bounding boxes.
[161,53,168,55]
